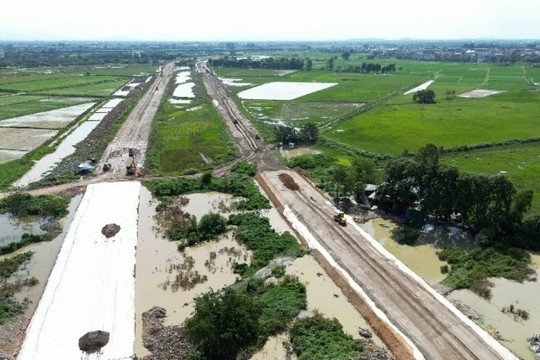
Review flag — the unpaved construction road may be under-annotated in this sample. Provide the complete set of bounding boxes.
[96,62,175,176]
[258,170,515,360]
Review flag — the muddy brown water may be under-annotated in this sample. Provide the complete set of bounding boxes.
[360,218,447,284]
[10,194,83,317]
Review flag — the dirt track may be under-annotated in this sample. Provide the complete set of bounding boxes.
[258,170,514,360]
[96,62,175,176]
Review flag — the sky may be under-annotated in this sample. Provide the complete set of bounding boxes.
[1,0,540,41]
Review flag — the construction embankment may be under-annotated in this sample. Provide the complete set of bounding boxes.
[256,170,517,360]
[17,182,141,360]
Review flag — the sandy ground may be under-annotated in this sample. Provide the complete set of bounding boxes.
[257,170,517,360]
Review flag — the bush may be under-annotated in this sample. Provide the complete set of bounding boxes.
[0,193,69,219]
[391,226,421,245]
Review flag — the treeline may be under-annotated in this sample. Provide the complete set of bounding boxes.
[377,144,539,249]
[208,56,305,70]
[342,62,396,74]
[0,50,175,68]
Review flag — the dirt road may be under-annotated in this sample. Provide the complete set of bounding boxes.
[258,170,516,360]
[96,62,175,176]
[197,61,282,173]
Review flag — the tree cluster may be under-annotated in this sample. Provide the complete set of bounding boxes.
[376,144,534,242]
[412,89,435,104]
[208,56,304,70]
[341,62,396,74]
[274,123,319,146]
[329,157,377,201]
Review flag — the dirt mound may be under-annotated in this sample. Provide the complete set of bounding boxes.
[78,330,110,353]
[278,173,300,191]
[101,223,121,238]
[141,307,193,360]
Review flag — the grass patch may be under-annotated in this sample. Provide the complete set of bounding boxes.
[0,192,70,218]
[438,246,534,298]
[228,212,303,275]
[290,312,363,360]
[147,70,236,174]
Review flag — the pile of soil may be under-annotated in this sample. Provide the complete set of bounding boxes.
[141,307,193,360]
[78,330,110,353]
[278,173,300,191]
[101,223,121,238]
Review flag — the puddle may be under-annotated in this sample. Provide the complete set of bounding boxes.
[280,147,322,159]
[448,254,540,360]
[172,82,195,98]
[13,121,100,187]
[360,218,447,284]
[11,194,83,317]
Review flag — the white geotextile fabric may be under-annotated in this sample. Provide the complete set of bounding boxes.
[18,181,141,360]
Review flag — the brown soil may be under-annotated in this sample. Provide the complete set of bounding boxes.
[278,173,300,191]
[78,330,110,353]
[140,306,193,360]
[101,223,121,238]
[0,315,29,360]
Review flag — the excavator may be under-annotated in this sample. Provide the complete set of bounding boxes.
[333,212,347,226]
[126,148,137,176]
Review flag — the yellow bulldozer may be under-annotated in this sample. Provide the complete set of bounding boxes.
[333,212,346,226]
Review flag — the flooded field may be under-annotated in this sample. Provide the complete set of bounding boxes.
[0,149,26,164]
[0,128,58,151]
[136,187,384,357]
[11,195,82,316]
[403,80,434,95]
[135,188,248,356]
[238,82,337,100]
[13,121,101,187]
[0,102,95,129]
[361,216,540,359]
[448,254,540,360]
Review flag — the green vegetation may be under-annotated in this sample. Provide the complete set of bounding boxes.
[0,233,52,255]
[437,246,534,298]
[0,192,70,218]
[146,70,236,174]
[290,313,363,360]
[145,161,270,211]
[184,276,307,360]
[228,212,303,276]
[170,212,228,251]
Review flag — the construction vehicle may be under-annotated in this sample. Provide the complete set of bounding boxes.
[333,212,347,226]
[126,148,137,176]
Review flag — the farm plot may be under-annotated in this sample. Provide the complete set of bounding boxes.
[0,75,124,93]
[0,102,95,129]
[0,128,58,151]
[326,89,540,155]
[0,95,94,120]
[442,142,540,215]
[36,78,128,97]
[147,99,235,174]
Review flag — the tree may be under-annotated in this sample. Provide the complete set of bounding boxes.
[184,289,261,360]
[326,57,334,71]
[197,212,227,241]
[412,89,436,104]
[341,52,351,61]
[377,157,420,213]
[331,165,354,199]
[304,58,313,71]
[350,157,376,201]
[299,123,319,144]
